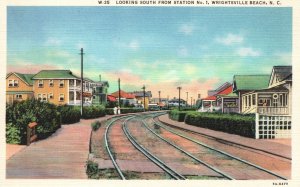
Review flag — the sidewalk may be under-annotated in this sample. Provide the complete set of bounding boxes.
[6,116,111,179]
[158,114,291,159]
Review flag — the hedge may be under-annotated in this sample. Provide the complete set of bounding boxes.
[184,112,255,138]
[6,99,61,144]
[169,110,189,122]
[58,105,81,124]
[82,105,106,119]
[120,108,144,114]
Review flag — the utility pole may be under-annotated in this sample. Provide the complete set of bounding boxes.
[177,87,182,111]
[158,91,161,103]
[142,85,146,111]
[186,92,188,107]
[118,78,121,107]
[80,48,84,116]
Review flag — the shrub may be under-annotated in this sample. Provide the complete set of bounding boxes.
[6,99,61,144]
[86,160,100,179]
[91,121,101,131]
[6,123,21,144]
[105,108,115,115]
[169,110,189,122]
[120,108,144,114]
[184,112,255,138]
[82,105,106,119]
[58,105,81,124]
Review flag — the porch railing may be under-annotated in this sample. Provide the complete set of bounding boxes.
[257,107,289,115]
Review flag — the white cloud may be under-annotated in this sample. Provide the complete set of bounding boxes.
[128,40,139,51]
[45,38,62,46]
[237,47,261,57]
[216,33,244,46]
[179,24,194,35]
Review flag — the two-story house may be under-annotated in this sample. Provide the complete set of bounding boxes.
[32,70,79,105]
[6,72,35,105]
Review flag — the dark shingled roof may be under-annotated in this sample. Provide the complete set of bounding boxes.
[273,66,292,82]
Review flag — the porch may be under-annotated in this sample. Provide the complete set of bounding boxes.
[242,91,289,115]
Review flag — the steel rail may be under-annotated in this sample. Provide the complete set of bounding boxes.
[122,116,186,180]
[156,114,291,161]
[142,117,234,180]
[151,114,288,180]
[104,115,133,180]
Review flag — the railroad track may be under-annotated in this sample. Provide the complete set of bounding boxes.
[147,113,288,180]
[122,116,186,180]
[140,115,234,180]
[155,113,291,161]
[104,115,133,180]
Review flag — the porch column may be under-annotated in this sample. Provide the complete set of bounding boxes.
[256,93,258,113]
[210,101,213,111]
[221,98,224,113]
[74,80,77,105]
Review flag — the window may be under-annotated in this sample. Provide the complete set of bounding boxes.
[8,80,13,87]
[37,94,42,101]
[59,94,64,102]
[49,80,54,87]
[48,93,54,99]
[8,80,19,87]
[252,94,256,105]
[42,94,47,102]
[38,80,44,87]
[16,94,22,99]
[59,80,64,87]
[93,95,96,99]
[14,80,19,87]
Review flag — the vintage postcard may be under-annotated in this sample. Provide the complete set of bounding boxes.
[0,0,299,187]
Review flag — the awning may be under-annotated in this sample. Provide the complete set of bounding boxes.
[83,92,92,97]
[107,95,116,102]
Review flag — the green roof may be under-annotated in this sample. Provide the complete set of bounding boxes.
[233,75,270,91]
[219,92,238,98]
[15,73,35,85]
[32,70,78,79]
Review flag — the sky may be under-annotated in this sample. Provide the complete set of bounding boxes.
[7,7,292,101]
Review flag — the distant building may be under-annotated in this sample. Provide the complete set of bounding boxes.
[168,98,187,107]
[110,90,137,107]
[129,91,152,109]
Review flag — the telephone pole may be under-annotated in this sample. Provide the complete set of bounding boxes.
[142,85,146,111]
[80,48,84,116]
[177,86,182,111]
[118,78,121,107]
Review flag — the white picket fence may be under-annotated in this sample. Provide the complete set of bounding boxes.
[255,113,291,139]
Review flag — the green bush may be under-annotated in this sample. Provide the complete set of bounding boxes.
[169,110,189,122]
[184,112,255,138]
[82,105,106,119]
[6,123,21,144]
[58,105,81,124]
[86,160,100,179]
[105,108,115,115]
[91,121,101,131]
[6,99,61,144]
[120,108,144,114]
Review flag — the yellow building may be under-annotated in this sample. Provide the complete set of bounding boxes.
[6,70,106,106]
[6,72,34,105]
[130,91,152,109]
[32,70,82,105]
